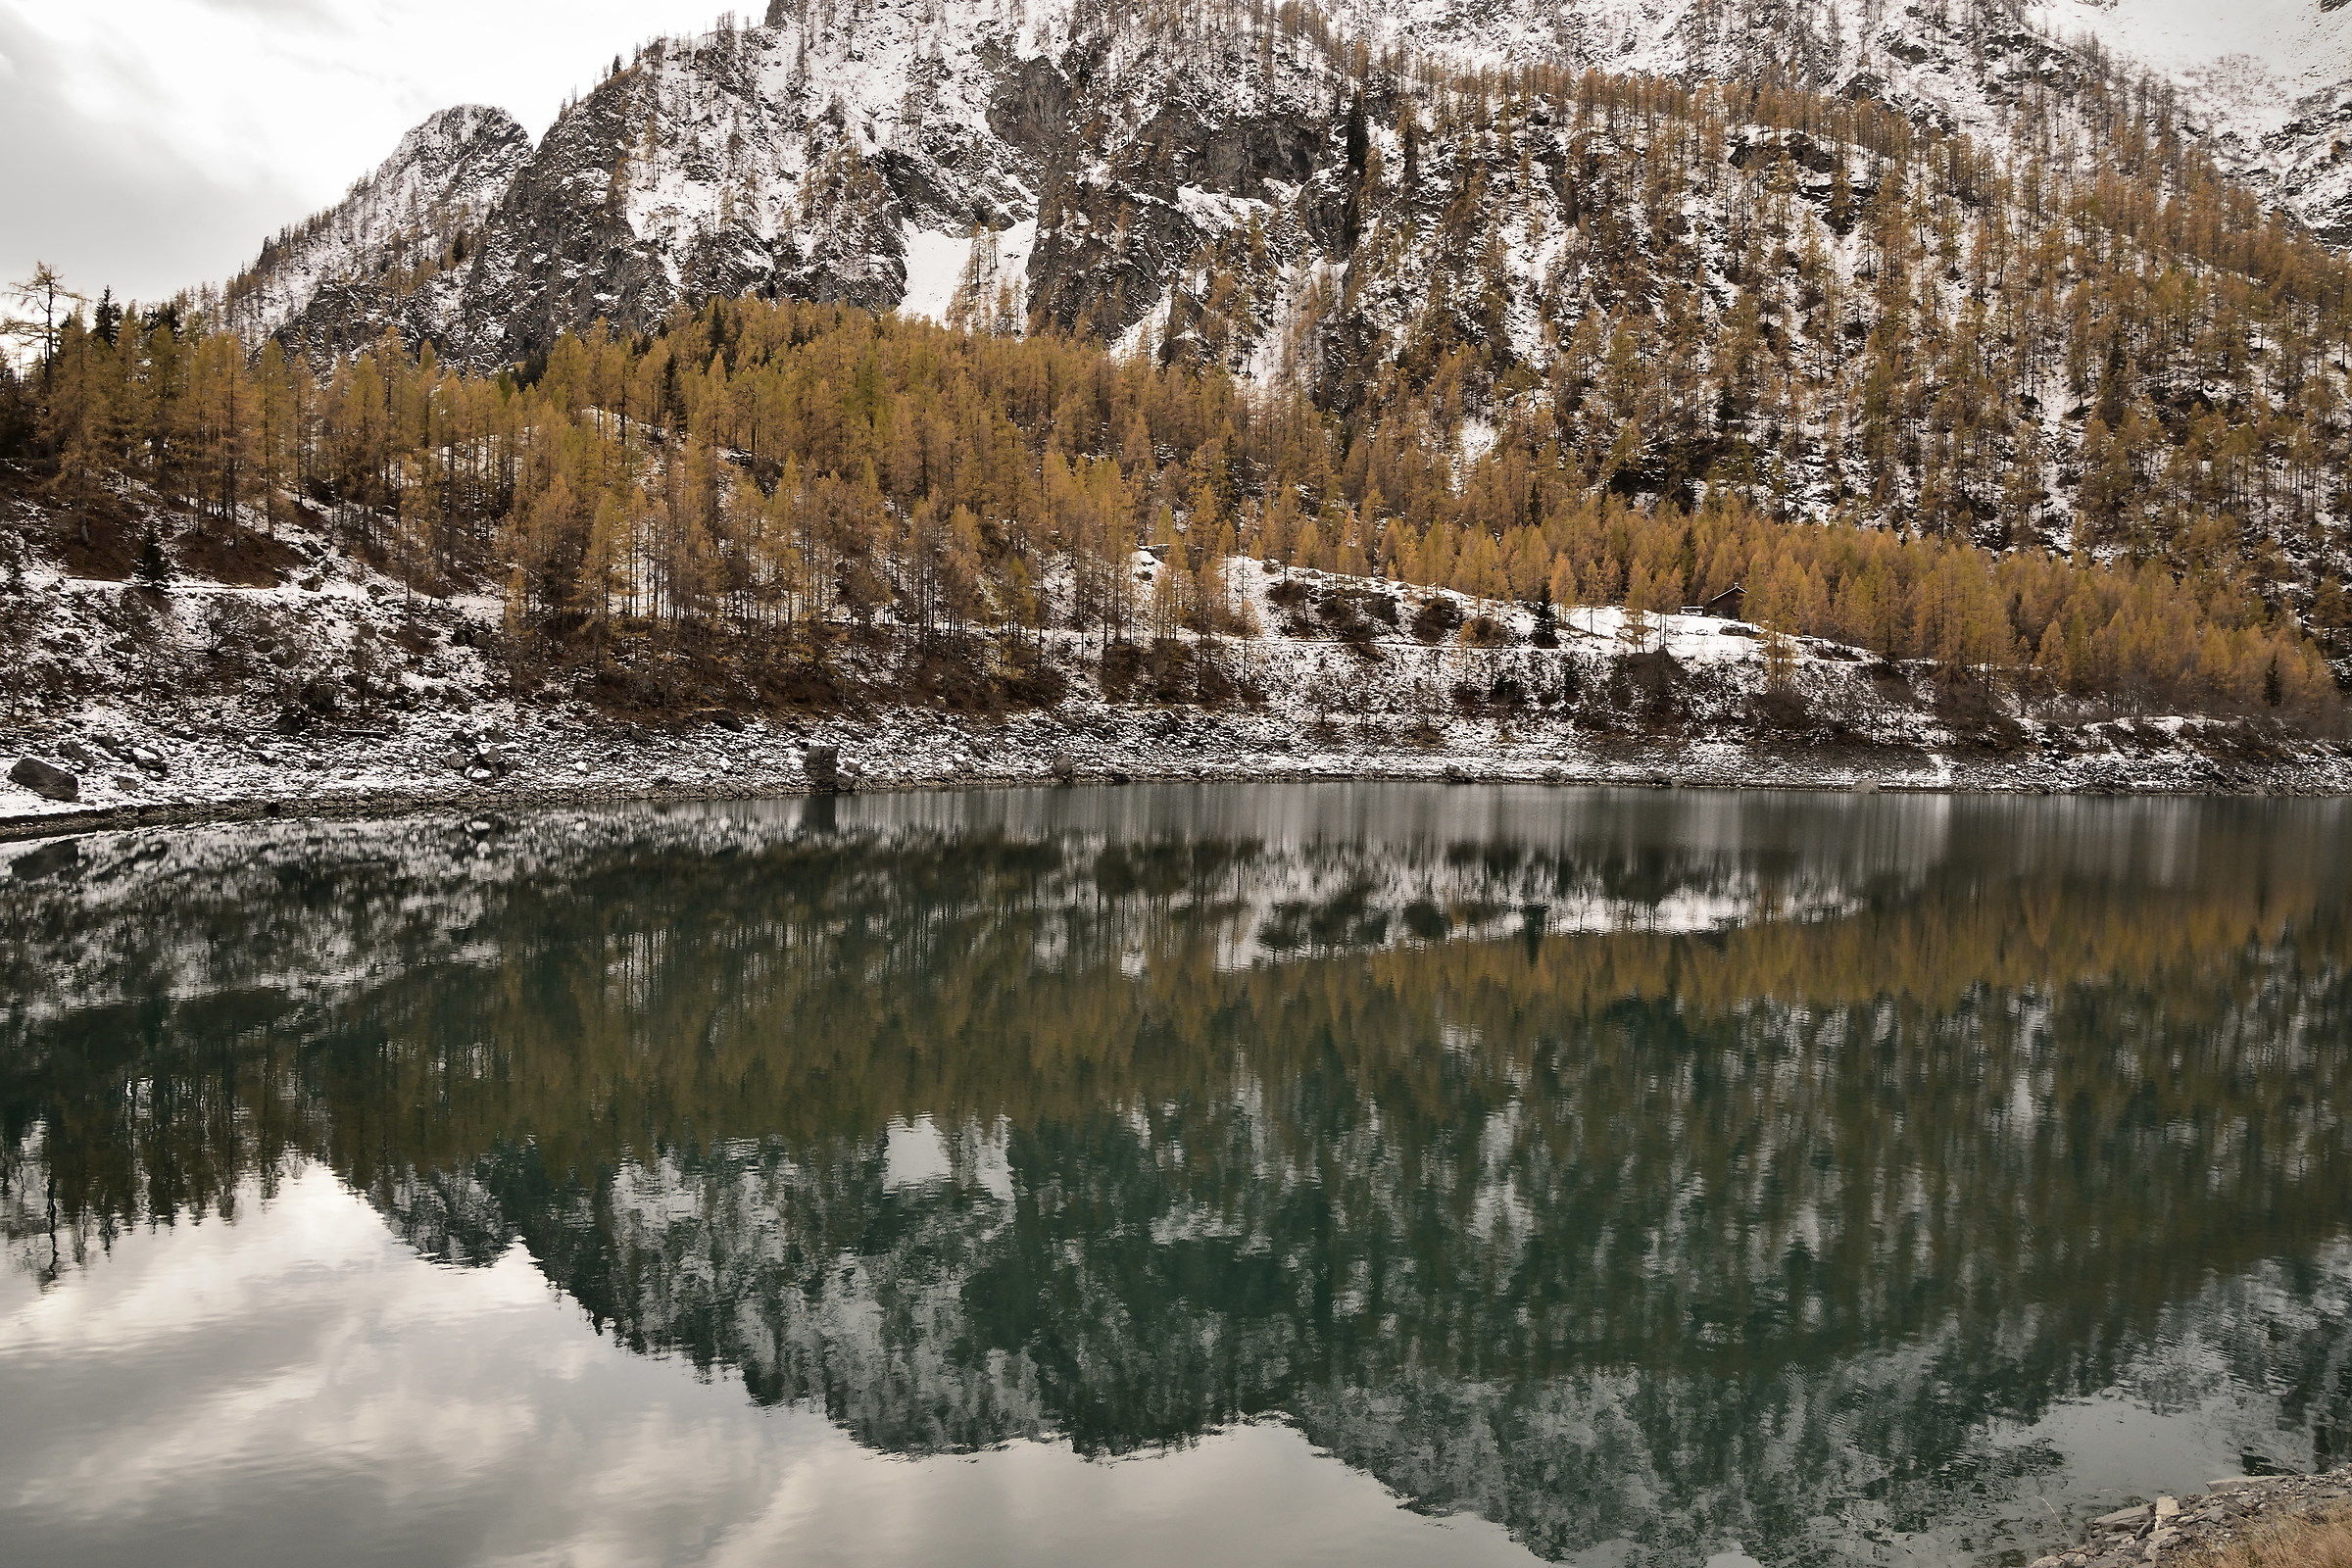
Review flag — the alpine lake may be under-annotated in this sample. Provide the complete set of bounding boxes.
[5,783,2349,1568]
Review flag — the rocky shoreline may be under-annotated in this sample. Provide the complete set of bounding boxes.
[10,703,2352,845]
[2032,1468,2352,1567]
[8,702,2352,845]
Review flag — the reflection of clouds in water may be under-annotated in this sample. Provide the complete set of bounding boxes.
[1877,1270,2352,1568]
[0,1171,571,1549]
[0,1167,1544,1568]
[883,1115,953,1189]
[863,1117,1019,1198]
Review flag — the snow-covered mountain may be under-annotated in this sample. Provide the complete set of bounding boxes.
[204,0,2352,364]
[1325,0,2093,138]
[166,0,2352,634]
[1329,0,2352,238]
[221,0,1189,357]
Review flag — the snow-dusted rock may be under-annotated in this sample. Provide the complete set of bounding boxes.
[2033,0,2352,241]
[219,104,531,358]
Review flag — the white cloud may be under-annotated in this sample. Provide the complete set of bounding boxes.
[0,0,738,302]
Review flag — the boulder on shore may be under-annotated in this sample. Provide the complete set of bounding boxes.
[9,757,80,803]
[803,746,844,791]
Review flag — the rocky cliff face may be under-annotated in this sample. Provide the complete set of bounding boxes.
[215,0,1362,366]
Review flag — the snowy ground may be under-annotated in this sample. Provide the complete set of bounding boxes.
[8,658,2348,840]
[2031,0,2352,139]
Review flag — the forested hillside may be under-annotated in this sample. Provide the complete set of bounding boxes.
[1,297,2338,727]
[7,0,2352,796]
[155,1,2352,674]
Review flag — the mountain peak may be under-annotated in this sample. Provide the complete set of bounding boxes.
[212,101,533,355]
[393,103,530,155]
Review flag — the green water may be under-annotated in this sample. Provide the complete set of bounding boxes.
[4,785,2351,1568]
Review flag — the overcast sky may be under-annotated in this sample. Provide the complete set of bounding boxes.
[0,0,736,305]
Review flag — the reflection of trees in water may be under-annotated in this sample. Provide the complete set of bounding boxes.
[6,792,2352,1563]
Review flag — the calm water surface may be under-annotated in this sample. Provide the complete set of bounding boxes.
[4,784,2351,1568]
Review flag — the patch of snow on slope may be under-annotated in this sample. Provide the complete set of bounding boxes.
[899,226,978,323]
[2032,0,2352,136]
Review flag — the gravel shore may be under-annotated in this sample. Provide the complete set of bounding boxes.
[2032,1469,2352,1567]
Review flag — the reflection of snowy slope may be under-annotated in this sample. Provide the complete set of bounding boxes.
[20,786,2346,1029]
[1204,854,1865,970]
[10,788,2352,1566]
